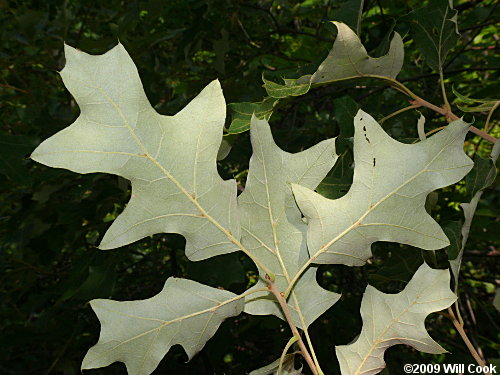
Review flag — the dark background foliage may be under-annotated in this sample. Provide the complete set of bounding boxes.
[1,0,498,374]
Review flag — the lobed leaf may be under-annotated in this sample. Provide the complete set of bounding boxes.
[264,22,404,99]
[292,110,473,266]
[30,39,480,375]
[31,43,240,261]
[336,263,457,375]
[407,0,459,71]
[241,116,340,329]
[82,278,245,375]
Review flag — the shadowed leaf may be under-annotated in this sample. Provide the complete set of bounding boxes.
[82,278,245,375]
[336,263,456,375]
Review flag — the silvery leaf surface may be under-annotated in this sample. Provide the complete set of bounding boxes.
[336,263,456,375]
[82,278,245,375]
[293,110,473,265]
[241,117,341,329]
[31,43,240,261]
[264,22,404,99]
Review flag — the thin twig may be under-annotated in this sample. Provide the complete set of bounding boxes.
[303,327,322,373]
[266,275,318,375]
[460,20,498,33]
[446,1,498,69]
[376,0,387,29]
[484,101,499,133]
[356,68,500,101]
[0,83,30,94]
[447,306,491,375]
[439,68,451,112]
[278,336,299,374]
[408,96,497,143]
[43,329,76,375]
[379,104,420,123]
[239,3,280,32]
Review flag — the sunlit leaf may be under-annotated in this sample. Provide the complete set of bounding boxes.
[264,22,403,99]
[31,43,240,261]
[293,110,473,266]
[242,117,340,329]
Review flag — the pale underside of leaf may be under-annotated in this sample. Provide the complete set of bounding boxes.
[82,278,245,375]
[30,43,240,261]
[308,21,403,84]
[264,21,403,99]
[292,110,473,267]
[335,263,457,375]
[241,117,340,329]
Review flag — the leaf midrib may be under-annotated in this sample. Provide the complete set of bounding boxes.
[352,281,454,375]
[93,293,241,356]
[67,70,274,272]
[285,127,467,296]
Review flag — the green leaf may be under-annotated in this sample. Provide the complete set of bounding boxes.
[264,22,404,99]
[334,0,365,36]
[217,139,232,161]
[72,263,116,301]
[263,76,311,99]
[369,249,423,285]
[452,86,499,113]
[407,0,459,71]
[443,220,463,261]
[316,142,354,200]
[31,43,240,261]
[250,354,303,375]
[457,102,498,113]
[494,289,500,313]
[336,263,457,375]
[227,97,278,134]
[242,117,340,329]
[334,96,359,138]
[81,278,245,375]
[450,142,500,286]
[292,110,473,266]
[466,153,498,198]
